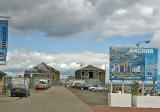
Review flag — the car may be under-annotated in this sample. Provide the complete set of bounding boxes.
[11,84,30,97]
[36,79,48,90]
[75,83,80,89]
[79,84,88,90]
[89,85,106,92]
[73,83,80,89]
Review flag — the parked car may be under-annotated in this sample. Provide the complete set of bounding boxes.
[79,84,89,90]
[73,83,80,89]
[89,85,106,92]
[36,79,48,90]
[11,84,30,97]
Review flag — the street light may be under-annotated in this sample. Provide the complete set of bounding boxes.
[76,62,83,79]
[136,40,150,48]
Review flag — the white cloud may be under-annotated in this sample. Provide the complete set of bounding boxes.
[150,31,160,48]
[1,0,160,38]
[115,9,127,15]
[1,49,108,77]
[140,6,153,16]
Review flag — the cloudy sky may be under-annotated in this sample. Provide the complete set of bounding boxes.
[1,0,160,80]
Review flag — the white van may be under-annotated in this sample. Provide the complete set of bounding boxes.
[36,79,48,90]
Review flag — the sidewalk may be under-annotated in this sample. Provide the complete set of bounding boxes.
[90,105,160,112]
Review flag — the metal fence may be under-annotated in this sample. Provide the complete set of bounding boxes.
[0,77,54,94]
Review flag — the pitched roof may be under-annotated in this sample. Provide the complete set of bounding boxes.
[0,71,7,76]
[25,62,59,75]
[77,65,104,71]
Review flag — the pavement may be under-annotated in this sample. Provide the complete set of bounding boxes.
[0,86,93,112]
[90,106,160,112]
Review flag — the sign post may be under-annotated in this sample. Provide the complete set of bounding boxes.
[122,80,124,93]
[110,80,112,93]
[142,81,144,96]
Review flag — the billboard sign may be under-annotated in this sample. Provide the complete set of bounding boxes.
[109,47,158,81]
[157,75,160,92]
[0,20,8,62]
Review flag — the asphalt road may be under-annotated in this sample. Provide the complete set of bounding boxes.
[0,86,93,112]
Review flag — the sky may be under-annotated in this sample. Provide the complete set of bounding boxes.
[1,0,160,81]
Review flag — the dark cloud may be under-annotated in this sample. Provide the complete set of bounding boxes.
[1,0,160,38]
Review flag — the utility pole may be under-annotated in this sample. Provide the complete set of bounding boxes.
[76,62,83,79]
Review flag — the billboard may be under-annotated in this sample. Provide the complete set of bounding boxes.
[109,47,158,81]
[157,75,160,92]
[0,20,8,62]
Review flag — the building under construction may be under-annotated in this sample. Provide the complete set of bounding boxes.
[24,63,60,83]
[75,65,105,86]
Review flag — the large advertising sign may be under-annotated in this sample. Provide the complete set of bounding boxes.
[157,75,160,92]
[109,47,158,81]
[0,20,8,62]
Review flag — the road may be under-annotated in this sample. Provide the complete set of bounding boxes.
[0,86,93,112]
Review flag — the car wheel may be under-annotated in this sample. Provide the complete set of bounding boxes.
[91,89,95,92]
[81,88,83,90]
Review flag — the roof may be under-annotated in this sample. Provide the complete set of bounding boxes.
[25,62,59,75]
[77,65,104,71]
[0,71,7,76]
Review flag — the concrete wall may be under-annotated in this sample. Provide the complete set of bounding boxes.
[132,96,160,108]
[108,93,132,107]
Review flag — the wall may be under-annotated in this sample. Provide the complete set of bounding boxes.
[108,93,132,107]
[132,96,160,108]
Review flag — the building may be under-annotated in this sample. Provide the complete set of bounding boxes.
[0,71,7,93]
[68,76,75,80]
[24,63,60,83]
[75,65,105,86]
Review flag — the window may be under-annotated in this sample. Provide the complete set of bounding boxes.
[82,72,85,75]
[89,72,93,78]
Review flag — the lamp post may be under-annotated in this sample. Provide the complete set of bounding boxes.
[76,62,83,79]
[136,40,150,48]
[136,40,150,96]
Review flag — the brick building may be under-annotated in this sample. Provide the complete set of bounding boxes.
[75,65,105,86]
[24,63,60,83]
[0,71,7,93]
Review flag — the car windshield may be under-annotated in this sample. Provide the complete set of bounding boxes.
[39,81,46,84]
[15,84,26,88]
